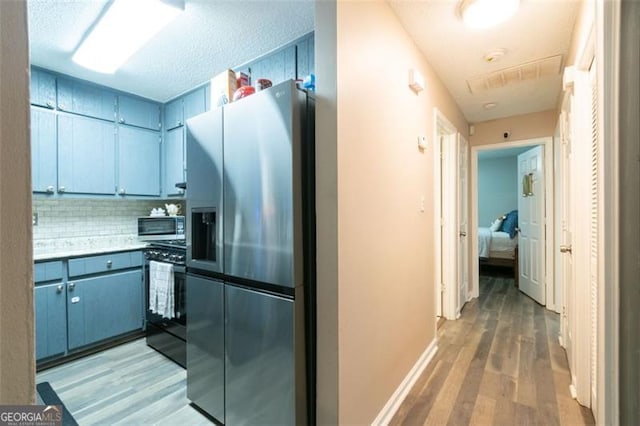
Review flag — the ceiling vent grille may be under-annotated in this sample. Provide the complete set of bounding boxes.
[467,55,563,94]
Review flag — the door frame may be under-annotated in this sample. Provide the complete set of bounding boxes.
[433,108,459,320]
[469,137,555,308]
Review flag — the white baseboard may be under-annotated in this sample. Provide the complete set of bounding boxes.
[371,339,438,426]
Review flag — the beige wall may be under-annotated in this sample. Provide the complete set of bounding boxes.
[0,0,35,403]
[317,0,467,423]
[469,110,557,147]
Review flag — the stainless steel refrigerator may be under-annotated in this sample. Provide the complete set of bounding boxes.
[185,80,315,425]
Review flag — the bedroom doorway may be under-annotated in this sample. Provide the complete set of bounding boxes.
[470,137,555,309]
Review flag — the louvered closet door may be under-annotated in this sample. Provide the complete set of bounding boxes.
[589,59,600,411]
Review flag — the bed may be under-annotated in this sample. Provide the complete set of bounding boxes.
[478,211,519,286]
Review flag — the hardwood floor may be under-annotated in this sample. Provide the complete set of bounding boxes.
[391,274,595,426]
[37,339,212,425]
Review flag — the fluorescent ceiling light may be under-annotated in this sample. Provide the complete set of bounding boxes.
[73,0,184,74]
[461,0,519,29]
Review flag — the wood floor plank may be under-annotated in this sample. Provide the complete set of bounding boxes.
[36,339,210,426]
[391,273,595,426]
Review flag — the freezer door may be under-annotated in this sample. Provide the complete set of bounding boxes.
[186,274,224,422]
[186,110,224,273]
[223,81,303,287]
[225,284,303,425]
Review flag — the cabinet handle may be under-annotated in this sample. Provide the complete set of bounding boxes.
[106,260,112,268]
[118,188,126,195]
[119,117,125,124]
[58,186,66,193]
[46,185,55,193]
[46,101,54,109]
[56,285,63,293]
[178,121,183,126]
[58,103,65,111]
[68,282,75,291]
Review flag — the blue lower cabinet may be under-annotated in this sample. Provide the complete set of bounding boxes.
[35,283,67,361]
[67,270,143,350]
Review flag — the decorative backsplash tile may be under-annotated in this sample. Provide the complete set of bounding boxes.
[32,199,184,254]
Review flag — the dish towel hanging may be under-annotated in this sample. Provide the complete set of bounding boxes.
[149,261,175,319]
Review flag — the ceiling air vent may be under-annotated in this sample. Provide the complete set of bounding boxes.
[467,55,563,94]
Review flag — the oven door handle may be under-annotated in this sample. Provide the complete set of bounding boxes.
[173,265,186,274]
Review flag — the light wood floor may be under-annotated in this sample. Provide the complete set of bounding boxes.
[37,339,212,425]
[391,273,596,426]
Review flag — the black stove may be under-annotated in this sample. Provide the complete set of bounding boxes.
[143,239,187,368]
[144,240,186,265]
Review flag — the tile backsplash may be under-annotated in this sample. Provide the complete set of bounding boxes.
[32,199,184,254]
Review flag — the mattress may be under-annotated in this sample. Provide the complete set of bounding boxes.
[478,228,518,258]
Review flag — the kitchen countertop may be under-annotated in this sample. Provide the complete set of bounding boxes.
[34,243,149,262]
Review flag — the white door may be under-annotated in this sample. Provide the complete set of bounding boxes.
[517,146,546,304]
[457,134,469,308]
[559,108,574,369]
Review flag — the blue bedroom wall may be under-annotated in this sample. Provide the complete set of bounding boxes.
[478,156,518,227]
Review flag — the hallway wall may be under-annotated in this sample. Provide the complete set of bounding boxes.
[316,1,468,423]
[469,110,557,147]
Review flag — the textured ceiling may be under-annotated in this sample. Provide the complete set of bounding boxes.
[28,0,315,102]
[388,0,580,123]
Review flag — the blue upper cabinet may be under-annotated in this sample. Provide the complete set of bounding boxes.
[57,114,116,195]
[57,78,116,121]
[30,69,56,109]
[164,98,183,130]
[248,45,296,86]
[164,127,184,196]
[118,95,161,131]
[164,86,206,131]
[183,87,206,121]
[30,107,58,194]
[296,33,315,79]
[118,126,161,196]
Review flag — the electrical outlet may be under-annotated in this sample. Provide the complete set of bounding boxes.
[32,212,38,226]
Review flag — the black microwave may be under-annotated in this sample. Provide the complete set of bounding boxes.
[137,216,185,241]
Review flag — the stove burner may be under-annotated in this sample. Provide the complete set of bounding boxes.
[144,241,186,265]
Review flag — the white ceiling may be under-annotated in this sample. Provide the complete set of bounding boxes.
[28,0,315,102]
[389,0,580,123]
[28,0,579,122]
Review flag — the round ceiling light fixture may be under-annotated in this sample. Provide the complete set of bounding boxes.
[483,102,498,109]
[460,0,520,29]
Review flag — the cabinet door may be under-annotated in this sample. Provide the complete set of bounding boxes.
[67,270,143,350]
[57,78,116,121]
[118,126,161,196]
[225,285,295,425]
[164,98,183,130]
[118,95,161,130]
[30,69,56,109]
[183,88,206,121]
[58,114,116,195]
[296,34,315,79]
[164,127,185,196]
[30,107,57,194]
[35,283,67,360]
[250,46,296,86]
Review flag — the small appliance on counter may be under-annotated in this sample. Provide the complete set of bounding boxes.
[137,215,185,241]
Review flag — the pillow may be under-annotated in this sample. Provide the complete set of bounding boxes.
[500,210,519,238]
[489,216,504,232]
